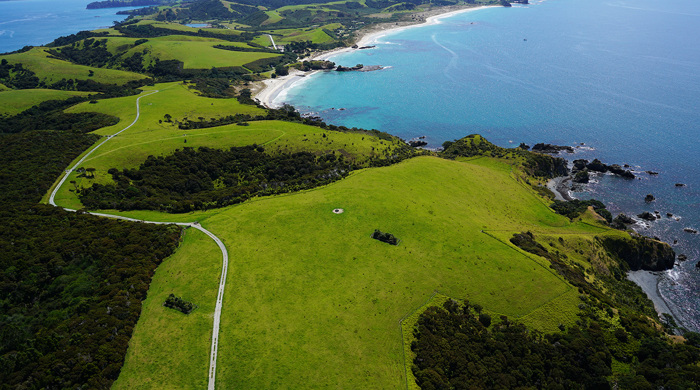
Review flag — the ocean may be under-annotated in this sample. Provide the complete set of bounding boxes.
[0,0,140,54]
[278,0,700,331]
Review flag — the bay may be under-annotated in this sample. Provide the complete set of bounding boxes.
[0,0,140,54]
[280,0,700,331]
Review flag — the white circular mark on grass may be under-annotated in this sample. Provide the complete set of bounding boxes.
[332,208,344,214]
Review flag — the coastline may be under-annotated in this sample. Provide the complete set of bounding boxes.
[627,270,675,319]
[254,5,493,108]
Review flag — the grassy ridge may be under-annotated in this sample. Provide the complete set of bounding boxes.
[0,47,146,85]
[0,89,91,116]
[206,156,598,388]
[102,35,279,69]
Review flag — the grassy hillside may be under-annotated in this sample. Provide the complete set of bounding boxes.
[48,83,406,209]
[113,228,221,390]
[99,35,279,69]
[0,89,91,116]
[0,47,146,85]
[205,156,605,388]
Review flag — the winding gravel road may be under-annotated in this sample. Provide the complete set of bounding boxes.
[48,90,228,390]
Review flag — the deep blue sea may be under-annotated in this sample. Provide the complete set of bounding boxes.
[280,0,700,331]
[0,0,139,54]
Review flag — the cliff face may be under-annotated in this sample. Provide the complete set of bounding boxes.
[601,235,676,271]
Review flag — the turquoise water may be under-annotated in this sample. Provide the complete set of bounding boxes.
[0,0,139,53]
[282,0,700,331]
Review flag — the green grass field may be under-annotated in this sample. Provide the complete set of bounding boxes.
[41,81,622,388]
[113,228,221,390]
[0,47,146,85]
[253,25,338,46]
[99,35,277,69]
[203,156,605,388]
[0,89,91,116]
[48,83,404,209]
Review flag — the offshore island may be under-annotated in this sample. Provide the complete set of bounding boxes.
[0,0,698,389]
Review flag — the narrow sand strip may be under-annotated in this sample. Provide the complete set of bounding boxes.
[255,5,492,108]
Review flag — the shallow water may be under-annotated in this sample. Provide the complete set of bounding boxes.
[280,0,700,331]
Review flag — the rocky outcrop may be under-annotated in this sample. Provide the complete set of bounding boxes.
[609,164,635,179]
[586,159,608,173]
[408,140,428,148]
[572,159,588,171]
[601,235,675,271]
[582,159,635,179]
[573,170,589,183]
[638,211,656,221]
[532,143,574,154]
[645,194,655,203]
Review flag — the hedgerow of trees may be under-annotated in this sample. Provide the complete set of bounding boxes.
[79,145,353,212]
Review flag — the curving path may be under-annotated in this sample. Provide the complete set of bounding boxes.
[48,90,228,390]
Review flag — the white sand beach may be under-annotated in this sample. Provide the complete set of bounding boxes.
[254,5,492,108]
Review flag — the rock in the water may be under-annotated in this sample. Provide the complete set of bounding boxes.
[638,211,657,221]
[573,170,590,183]
[645,194,655,203]
[646,170,659,175]
[678,254,688,261]
[609,164,635,179]
[667,212,674,218]
[615,213,635,224]
[675,183,686,187]
[532,143,574,154]
[572,159,588,171]
[586,159,608,173]
[518,143,530,150]
[684,228,698,234]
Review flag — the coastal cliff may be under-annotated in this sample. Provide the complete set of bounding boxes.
[601,235,676,271]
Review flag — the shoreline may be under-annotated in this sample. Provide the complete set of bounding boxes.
[254,5,493,108]
[627,270,676,320]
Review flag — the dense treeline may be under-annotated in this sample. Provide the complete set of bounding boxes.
[0,205,181,389]
[0,96,120,134]
[0,131,99,203]
[412,299,700,390]
[79,145,353,212]
[0,130,182,389]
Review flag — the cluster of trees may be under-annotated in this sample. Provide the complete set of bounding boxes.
[164,294,196,314]
[371,229,398,245]
[550,199,613,222]
[285,40,344,55]
[412,298,700,390]
[0,60,40,89]
[79,145,353,212]
[49,39,114,68]
[0,130,182,389]
[292,60,336,71]
[0,96,119,134]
